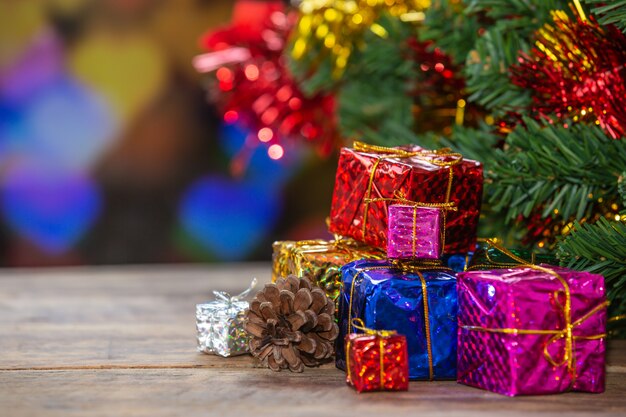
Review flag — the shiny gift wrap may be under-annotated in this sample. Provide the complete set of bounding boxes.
[345,324,409,393]
[457,266,607,396]
[387,205,442,259]
[272,239,385,307]
[328,142,483,254]
[196,285,255,357]
[336,259,458,380]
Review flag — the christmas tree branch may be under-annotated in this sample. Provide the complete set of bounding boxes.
[582,0,626,33]
[488,118,626,221]
[419,0,480,65]
[557,217,626,335]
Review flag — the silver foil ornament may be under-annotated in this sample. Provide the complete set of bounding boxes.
[196,279,257,357]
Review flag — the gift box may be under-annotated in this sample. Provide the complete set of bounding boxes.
[387,204,442,259]
[467,243,558,271]
[457,266,608,396]
[329,142,483,254]
[345,321,409,393]
[272,238,385,308]
[336,259,458,380]
[196,283,256,357]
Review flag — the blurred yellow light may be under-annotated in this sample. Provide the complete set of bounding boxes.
[69,30,167,123]
[324,8,338,22]
[370,23,388,39]
[562,222,574,235]
[315,24,329,39]
[292,39,307,59]
[400,11,425,22]
[336,55,348,69]
[324,34,336,49]
[299,16,312,34]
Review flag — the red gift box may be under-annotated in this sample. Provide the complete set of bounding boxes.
[329,142,483,254]
[345,325,409,393]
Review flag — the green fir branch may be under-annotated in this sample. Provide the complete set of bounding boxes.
[465,0,571,19]
[418,0,480,65]
[488,119,626,222]
[334,14,419,142]
[464,21,532,113]
[437,123,500,170]
[582,0,626,33]
[557,218,626,336]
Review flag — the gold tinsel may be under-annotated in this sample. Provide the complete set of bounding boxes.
[292,0,431,78]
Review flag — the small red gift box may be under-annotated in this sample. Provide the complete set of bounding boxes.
[345,321,409,393]
[329,142,483,254]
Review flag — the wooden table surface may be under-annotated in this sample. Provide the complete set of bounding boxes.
[1,264,625,417]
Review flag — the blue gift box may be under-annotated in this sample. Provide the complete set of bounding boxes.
[336,259,458,380]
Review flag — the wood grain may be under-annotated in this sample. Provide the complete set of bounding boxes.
[0,264,624,417]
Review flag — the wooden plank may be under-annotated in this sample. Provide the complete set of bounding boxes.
[0,265,625,416]
[1,368,625,417]
[0,264,268,368]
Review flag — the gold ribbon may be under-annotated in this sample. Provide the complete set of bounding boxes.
[346,318,397,390]
[292,237,364,254]
[461,239,608,387]
[353,141,463,251]
[608,314,626,323]
[346,263,446,380]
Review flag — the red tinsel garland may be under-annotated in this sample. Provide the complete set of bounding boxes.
[194,0,337,158]
[510,12,626,139]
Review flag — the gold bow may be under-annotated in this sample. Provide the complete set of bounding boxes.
[461,239,608,387]
[353,141,463,250]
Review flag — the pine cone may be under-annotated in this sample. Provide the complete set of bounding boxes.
[244,275,339,372]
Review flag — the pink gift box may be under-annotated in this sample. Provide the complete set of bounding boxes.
[387,205,442,260]
[457,266,607,396]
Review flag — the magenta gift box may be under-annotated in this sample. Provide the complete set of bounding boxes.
[457,266,607,396]
[387,205,441,260]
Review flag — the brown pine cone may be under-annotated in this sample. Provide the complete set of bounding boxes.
[244,275,339,372]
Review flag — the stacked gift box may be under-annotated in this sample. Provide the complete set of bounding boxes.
[329,142,606,395]
[199,141,608,397]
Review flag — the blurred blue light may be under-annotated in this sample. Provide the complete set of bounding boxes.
[0,102,30,159]
[16,76,118,169]
[1,164,102,254]
[179,175,281,261]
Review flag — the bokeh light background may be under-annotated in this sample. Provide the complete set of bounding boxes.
[0,0,336,267]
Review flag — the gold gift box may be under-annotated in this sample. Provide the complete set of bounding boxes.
[272,238,386,309]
